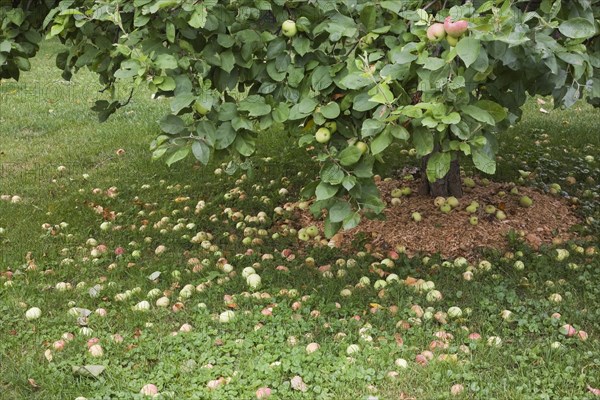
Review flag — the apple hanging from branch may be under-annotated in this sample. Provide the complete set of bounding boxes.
[426,23,446,42]
[444,16,468,38]
[281,20,297,37]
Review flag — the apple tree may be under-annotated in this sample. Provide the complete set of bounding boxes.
[3,0,600,237]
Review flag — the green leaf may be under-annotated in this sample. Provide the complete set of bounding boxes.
[390,125,409,140]
[371,129,393,155]
[311,66,333,91]
[380,1,404,13]
[559,18,596,39]
[157,76,176,91]
[456,38,481,68]
[0,41,11,53]
[220,50,235,73]
[353,156,374,178]
[412,127,434,157]
[192,140,210,165]
[369,83,395,104]
[324,217,342,239]
[154,54,178,70]
[423,57,446,71]
[189,8,207,29]
[196,121,216,146]
[441,112,461,125]
[166,22,175,43]
[215,122,236,150]
[472,148,496,175]
[238,95,271,117]
[170,93,195,114]
[321,163,345,185]
[459,142,471,156]
[360,5,377,31]
[398,105,422,118]
[426,152,451,182]
[272,103,290,123]
[461,105,495,125]
[300,181,318,199]
[343,212,361,230]
[165,146,190,167]
[329,200,352,223]
[160,115,186,135]
[474,100,507,123]
[292,36,311,56]
[353,92,378,112]
[316,182,338,201]
[321,102,340,119]
[361,119,385,137]
[218,103,238,121]
[114,60,140,79]
[362,195,385,214]
[339,72,372,90]
[338,146,363,167]
[342,175,357,191]
[234,132,256,156]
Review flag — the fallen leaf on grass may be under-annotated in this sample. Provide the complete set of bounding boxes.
[72,365,105,378]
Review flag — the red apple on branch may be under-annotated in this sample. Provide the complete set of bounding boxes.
[426,23,446,42]
[444,16,468,38]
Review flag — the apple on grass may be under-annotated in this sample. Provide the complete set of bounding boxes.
[305,225,319,237]
[281,20,297,38]
[297,229,309,241]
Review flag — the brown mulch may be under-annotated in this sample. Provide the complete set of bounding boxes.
[297,177,583,260]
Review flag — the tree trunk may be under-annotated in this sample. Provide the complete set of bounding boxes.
[419,153,463,198]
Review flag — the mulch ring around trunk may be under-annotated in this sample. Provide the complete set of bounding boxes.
[295,177,584,260]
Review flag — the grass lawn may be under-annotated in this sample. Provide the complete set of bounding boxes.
[1,39,599,400]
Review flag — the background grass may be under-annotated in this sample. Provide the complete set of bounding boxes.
[0,39,599,400]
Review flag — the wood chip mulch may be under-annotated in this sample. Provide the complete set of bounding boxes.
[299,177,583,260]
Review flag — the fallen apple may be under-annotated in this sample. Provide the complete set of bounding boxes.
[25,307,42,320]
[519,196,533,207]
